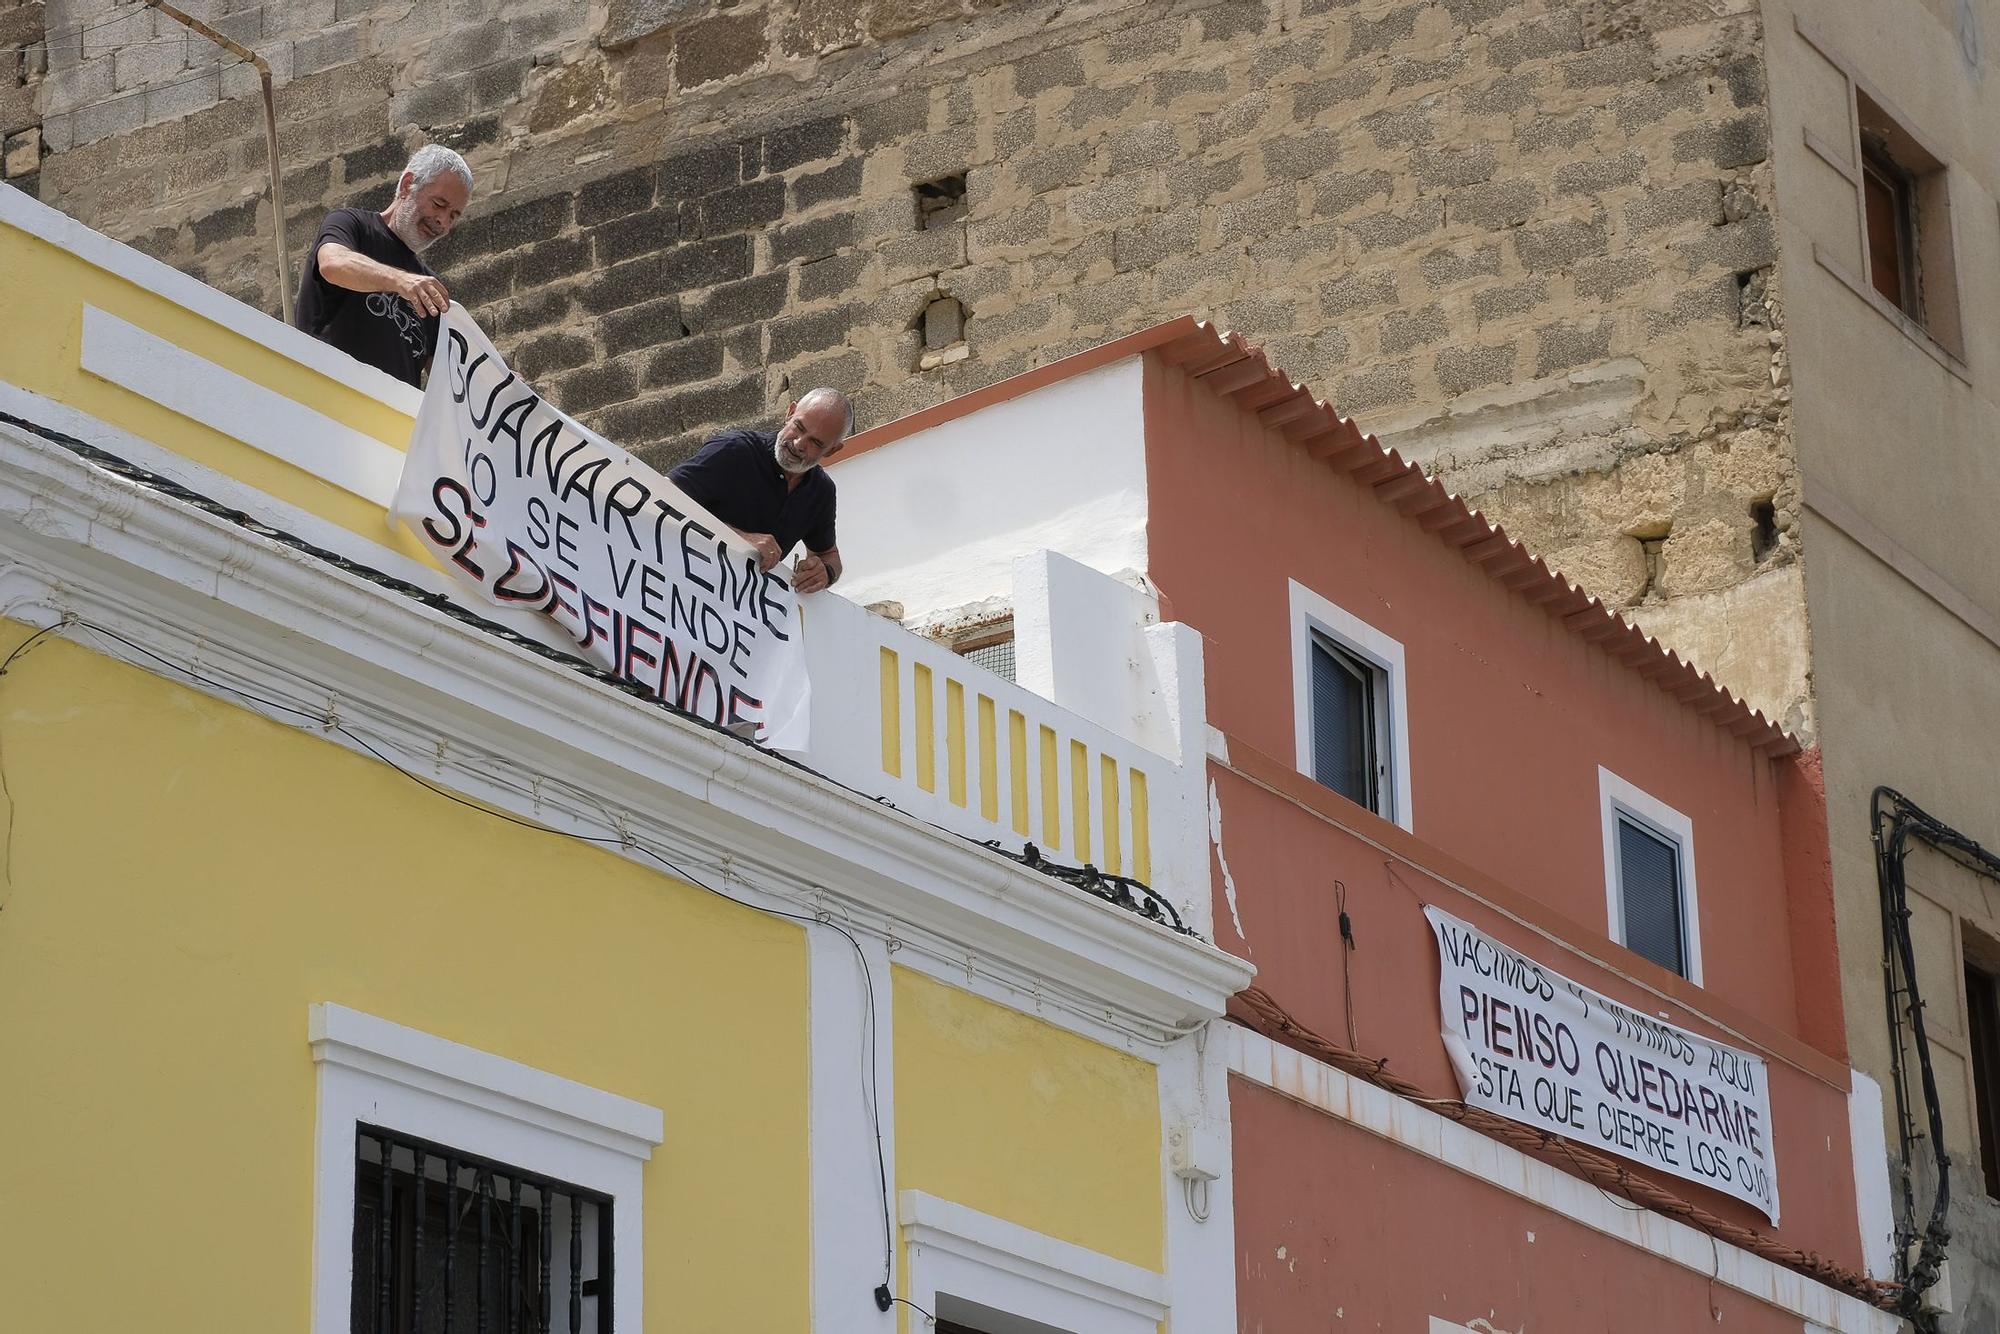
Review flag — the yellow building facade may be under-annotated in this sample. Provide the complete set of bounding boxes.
[0,184,1250,1333]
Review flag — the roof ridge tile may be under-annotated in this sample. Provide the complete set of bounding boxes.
[1176,320,1796,754]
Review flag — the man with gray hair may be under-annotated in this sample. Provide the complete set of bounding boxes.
[670,388,853,594]
[293,143,472,388]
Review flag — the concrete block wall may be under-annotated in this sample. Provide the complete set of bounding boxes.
[0,1,44,190]
[18,0,1811,728]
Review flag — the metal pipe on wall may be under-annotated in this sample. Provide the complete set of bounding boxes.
[141,1,291,324]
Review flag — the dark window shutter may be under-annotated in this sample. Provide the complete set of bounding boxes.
[1310,637,1378,812]
[1618,816,1685,975]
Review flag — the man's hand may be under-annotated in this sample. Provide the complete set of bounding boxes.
[793,552,834,595]
[736,530,782,570]
[396,271,452,319]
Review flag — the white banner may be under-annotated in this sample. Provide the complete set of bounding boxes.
[392,307,810,749]
[1426,905,1780,1223]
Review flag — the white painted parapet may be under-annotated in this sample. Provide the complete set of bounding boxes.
[798,568,1210,936]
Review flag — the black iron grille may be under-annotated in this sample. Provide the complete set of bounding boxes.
[352,1125,612,1334]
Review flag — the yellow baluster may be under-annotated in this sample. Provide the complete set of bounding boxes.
[946,678,967,808]
[914,663,936,793]
[879,648,901,778]
[978,695,998,822]
[1130,768,1152,885]
[1071,740,1091,864]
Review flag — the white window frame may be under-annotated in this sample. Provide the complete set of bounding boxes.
[1288,579,1413,832]
[308,1003,664,1334]
[899,1190,1167,1334]
[1597,766,1703,985]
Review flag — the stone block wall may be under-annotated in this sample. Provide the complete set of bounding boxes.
[1,1,44,190]
[15,0,1811,727]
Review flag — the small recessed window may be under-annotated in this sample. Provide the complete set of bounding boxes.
[1615,816,1686,976]
[1290,581,1412,830]
[1310,633,1385,813]
[1861,146,1917,315]
[1851,88,1962,354]
[1599,767,1702,983]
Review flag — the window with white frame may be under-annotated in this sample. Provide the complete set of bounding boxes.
[1289,580,1412,831]
[1598,767,1702,983]
[308,1004,664,1334]
[899,1191,1168,1334]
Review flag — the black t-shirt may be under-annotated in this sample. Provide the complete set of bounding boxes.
[292,207,438,388]
[669,428,838,558]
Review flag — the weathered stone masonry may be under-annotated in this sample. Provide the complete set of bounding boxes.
[19,0,1807,727]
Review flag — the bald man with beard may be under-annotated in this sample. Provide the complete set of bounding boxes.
[670,388,852,595]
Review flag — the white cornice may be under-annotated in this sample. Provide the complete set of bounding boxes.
[0,412,1253,1039]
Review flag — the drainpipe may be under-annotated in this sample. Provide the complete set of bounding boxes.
[142,1,292,324]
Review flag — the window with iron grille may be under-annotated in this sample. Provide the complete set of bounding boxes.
[1598,767,1702,984]
[351,1125,612,1334]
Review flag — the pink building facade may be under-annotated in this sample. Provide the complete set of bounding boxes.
[835,319,1899,1333]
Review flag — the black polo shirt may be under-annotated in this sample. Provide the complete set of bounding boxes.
[669,428,838,557]
[292,207,438,388]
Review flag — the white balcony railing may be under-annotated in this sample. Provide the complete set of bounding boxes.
[797,563,1209,934]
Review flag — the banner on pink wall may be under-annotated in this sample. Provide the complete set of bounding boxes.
[1426,905,1781,1224]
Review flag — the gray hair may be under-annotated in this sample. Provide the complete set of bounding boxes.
[796,387,855,439]
[404,143,472,194]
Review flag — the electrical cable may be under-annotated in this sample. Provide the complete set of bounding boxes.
[2,7,184,61]
[2,29,220,61]
[0,406,1217,1309]
[1230,984,1903,1309]
[0,406,1188,938]
[5,609,902,1305]
[1334,878,1357,1048]
[26,45,548,141]
[1872,786,2000,1328]
[876,1290,936,1326]
[1239,756,1837,1090]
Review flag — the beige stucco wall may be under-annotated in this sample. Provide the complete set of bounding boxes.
[1763,0,2000,1322]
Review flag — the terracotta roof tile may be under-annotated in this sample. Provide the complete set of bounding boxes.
[1153,318,1798,756]
[840,316,1797,756]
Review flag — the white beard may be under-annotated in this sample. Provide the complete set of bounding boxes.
[387,204,438,254]
[773,437,814,475]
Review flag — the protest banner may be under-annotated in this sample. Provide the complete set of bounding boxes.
[1426,905,1780,1223]
[392,307,810,750]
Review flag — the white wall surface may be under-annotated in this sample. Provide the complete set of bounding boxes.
[831,358,1150,622]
